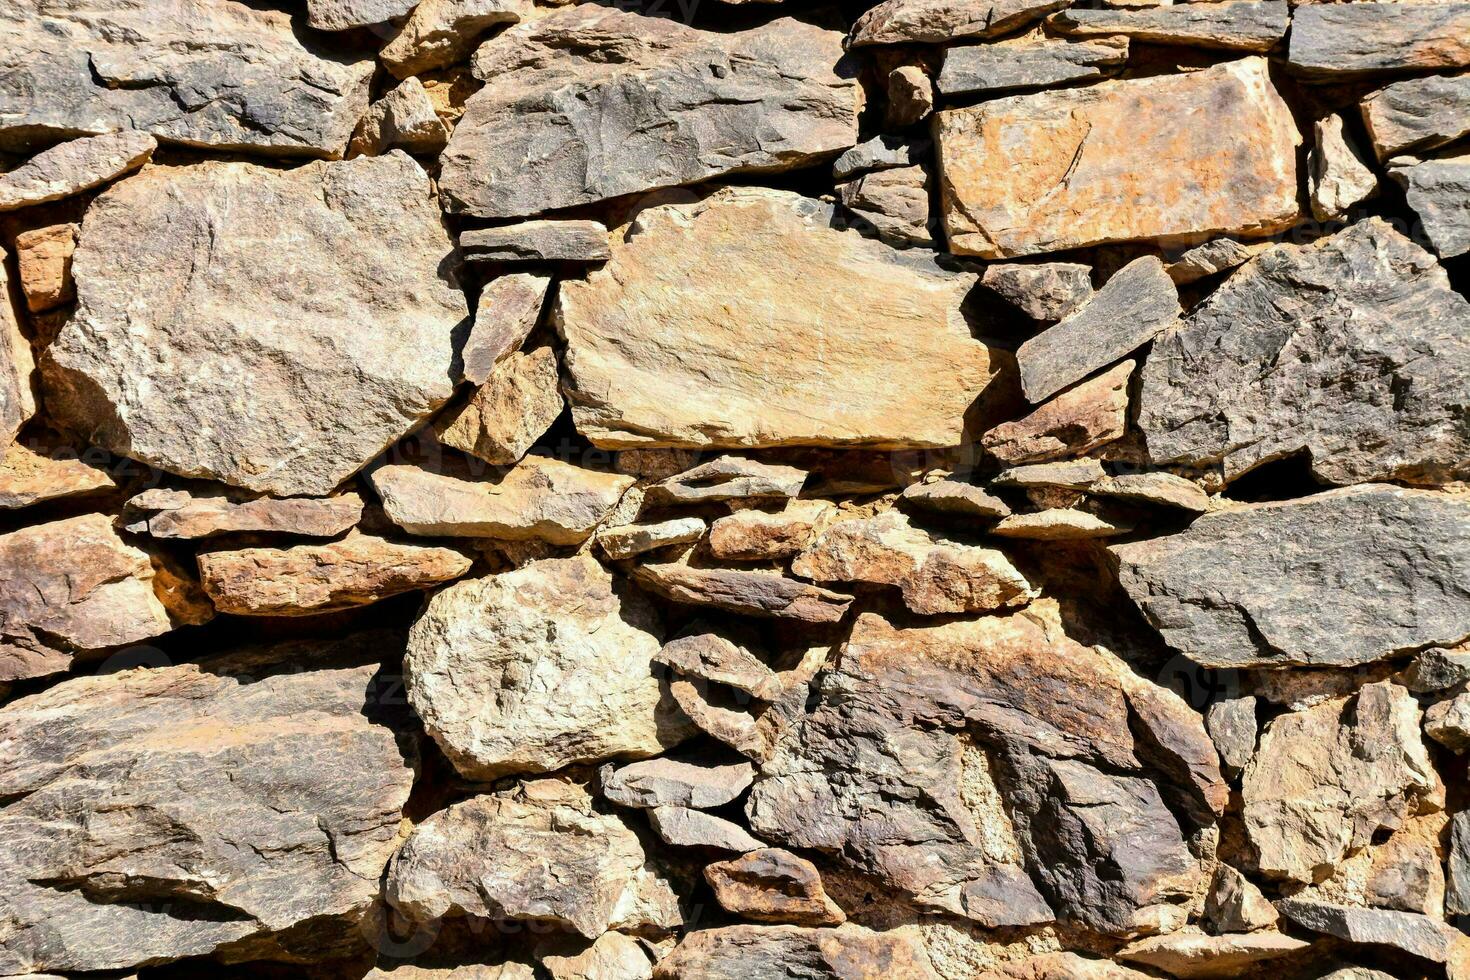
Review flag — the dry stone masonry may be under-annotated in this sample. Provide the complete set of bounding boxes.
[0,0,1467,978]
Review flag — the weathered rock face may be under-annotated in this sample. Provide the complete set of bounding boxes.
[0,633,416,975]
[980,260,1093,323]
[1310,112,1378,222]
[307,0,417,31]
[849,0,1066,47]
[0,439,118,510]
[557,187,1001,450]
[433,347,564,466]
[461,221,611,265]
[197,532,472,616]
[633,564,854,624]
[1241,682,1436,884]
[601,757,753,810]
[124,487,363,539]
[385,778,681,938]
[747,605,1225,935]
[439,5,859,218]
[462,273,550,385]
[0,0,373,157]
[1287,2,1470,79]
[350,78,451,156]
[704,849,845,927]
[983,361,1132,465]
[380,0,531,78]
[14,223,78,314]
[0,252,35,452]
[643,457,807,507]
[405,557,691,779]
[1360,72,1470,160]
[652,924,940,980]
[836,164,933,249]
[1113,486,1470,669]
[1136,219,1470,486]
[935,58,1300,258]
[1047,2,1289,52]
[371,456,633,544]
[1,513,173,683]
[0,130,155,210]
[43,154,468,497]
[1391,152,1470,260]
[938,34,1128,97]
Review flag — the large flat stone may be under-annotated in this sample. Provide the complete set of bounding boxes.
[0,0,373,157]
[557,187,1002,450]
[849,0,1066,47]
[1137,219,1470,485]
[934,57,1300,258]
[0,633,417,975]
[1047,2,1288,52]
[938,34,1128,97]
[1360,72,1470,159]
[439,5,858,218]
[1288,2,1470,79]
[405,556,692,779]
[0,130,155,211]
[42,154,467,497]
[1111,485,1470,669]
[653,925,939,980]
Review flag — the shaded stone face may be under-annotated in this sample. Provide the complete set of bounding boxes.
[438,4,859,219]
[0,0,373,157]
[557,186,1002,450]
[934,58,1300,258]
[0,633,417,976]
[42,154,467,497]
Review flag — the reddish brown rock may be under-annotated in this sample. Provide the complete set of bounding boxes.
[124,487,364,539]
[198,532,471,616]
[849,0,1066,47]
[653,925,939,979]
[14,223,78,314]
[983,361,1132,465]
[434,347,563,467]
[704,849,845,927]
[708,501,836,561]
[634,564,853,624]
[0,439,117,510]
[461,273,549,385]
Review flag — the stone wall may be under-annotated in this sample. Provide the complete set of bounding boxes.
[0,0,1468,977]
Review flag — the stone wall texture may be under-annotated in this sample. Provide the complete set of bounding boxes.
[0,0,1467,978]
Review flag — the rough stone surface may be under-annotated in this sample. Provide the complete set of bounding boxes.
[1088,472,1209,512]
[460,221,611,264]
[380,0,531,78]
[1204,696,1257,775]
[14,223,78,314]
[601,757,754,810]
[1288,3,1470,79]
[0,251,34,451]
[886,66,932,129]
[1017,257,1178,403]
[434,347,563,466]
[557,187,1001,450]
[1277,899,1470,967]
[0,130,154,211]
[836,164,933,249]
[386,778,681,938]
[792,509,1036,615]
[462,273,549,385]
[540,932,652,980]
[0,634,416,975]
[125,487,364,539]
[991,508,1130,540]
[849,0,1067,47]
[1137,219,1470,485]
[0,439,118,509]
[938,34,1128,97]
[42,153,468,497]
[936,58,1300,258]
[1,513,173,683]
[980,260,1094,323]
[306,0,418,31]
[984,360,1132,465]
[350,77,450,156]
[197,532,471,616]
[1163,237,1269,285]
[1361,72,1470,160]
[832,135,929,180]
[1204,864,1277,933]
[1116,930,1309,978]
[994,458,1107,490]
[650,806,766,852]
[1310,113,1378,221]
[1047,2,1288,52]
[1403,647,1470,694]
[1425,693,1470,751]
[899,480,1011,518]
[1114,486,1470,668]
[598,517,707,560]
[440,6,859,218]
[405,557,692,780]
[0,0,374,157]
[655,628,782,701]
[1241,682,1436,883]
[1391,152,1470,260]
[704,849,846,927]
[653,925,939,980]
[634,564,854,624]
[708,501,834,560]
[371,456,634,544]
[644,457,807,507]
[1450,811,1470,916]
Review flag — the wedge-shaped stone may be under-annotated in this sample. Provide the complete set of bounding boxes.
[405,556,692,779]
[381,0,531,78]
[991,508,1130,540]
[1277,900,1470,969]
[1137,219,1470,485]
[125,487,363,539]
[371,456,633,545]
[307,0,417,31]
[705,849,845,927]
[460,221,610,264]
[708,500,835,560]
[1164,237,1269,285]
[980,953,1150,979]
[983,361,1133,465]
[655,925,938,980]
[747,605,1226,934]
[1,513,173,684]
[939,34,1128,96]
[1288,3,1470,79]
[598,517,706,560]
[434,347,563,466]
[601,757,754,810]
[651,806,765,852]
[836,165,933,249]
[0,633,416,975]
[849,0,1067,46]
[1391,152,1470,259]
[1017,257,1176,402]
[1361,72,1470,159]
[0,439,117,510]
[1113,486,1470,668]
[440,6,858,218]
[792,509,1035,615]
[1117,930,1310,978]
[1047,2,1288,52]
[633,564,854,624]
[0,131,155,211]
[0,250,34,452]
[558,187,1001,450]
[43,154,467,497]
[833,135,930,180]
[349,77,450,156]
[462,273,549,385]
[935,58,1300,258]
[980,260,1094,323]
[1242,682,1436,884]
[1309,112,1378,221]
[198,532,471,616]
[655,628,783,700]
[386,778,681,938]
[644,456,808,507]
[899,480,1011,518]
[0,0,373,157]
